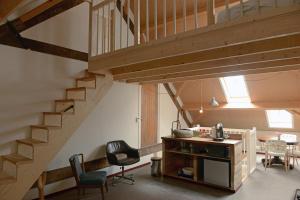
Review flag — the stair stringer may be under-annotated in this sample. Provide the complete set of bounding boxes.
[0,74,113,200]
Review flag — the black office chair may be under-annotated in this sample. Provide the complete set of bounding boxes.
[106,140,140,185]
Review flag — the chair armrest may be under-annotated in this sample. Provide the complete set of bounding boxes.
[106,153,118,165]
[127,148,140,159]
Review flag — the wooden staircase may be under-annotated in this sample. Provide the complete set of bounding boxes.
[0,70,113,200]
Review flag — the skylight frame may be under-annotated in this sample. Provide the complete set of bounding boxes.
[265,110,294,129]
[219,75,251,104]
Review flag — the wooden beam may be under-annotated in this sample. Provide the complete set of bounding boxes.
[0,0,25,22]
[1,36,88,61]
[126,57,300,83]
[183,101,300,111]
[89,7,300,72]
[0,0,85,39]
[114,47,300,80]
[37,172,47,200]
[20,0,64,22]
[112,32,300,76]
[134,64,300,84]
[163,83,192,127]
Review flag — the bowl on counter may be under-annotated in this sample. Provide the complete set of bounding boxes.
[182,167,194,176]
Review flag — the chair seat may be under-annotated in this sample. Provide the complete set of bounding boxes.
[117,157,139,166]
[79,171,107,186]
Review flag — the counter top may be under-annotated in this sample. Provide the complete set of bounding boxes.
[161,136,241,145]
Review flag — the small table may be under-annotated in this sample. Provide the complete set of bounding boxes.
[258,135,299,169]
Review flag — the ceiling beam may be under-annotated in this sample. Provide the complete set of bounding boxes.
[89,8,300,72]
[163,83,192,128]
[114,47,300,81]
[113,32,300,76]
[136,64,300,84]
[183,101,300,111]
[0,0,85,39]
[20,0,64,22]
[126,57,300,83]
[0,0,25,23]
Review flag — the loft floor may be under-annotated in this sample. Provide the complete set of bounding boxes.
[47,156,299,200]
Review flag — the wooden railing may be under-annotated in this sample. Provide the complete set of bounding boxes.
[88,0,299,58]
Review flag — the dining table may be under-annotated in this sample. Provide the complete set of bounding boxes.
[258,135,299,169]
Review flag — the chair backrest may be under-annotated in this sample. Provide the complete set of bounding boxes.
[265,140,287,154]
[106,140,129,154]
[69,154,85,184]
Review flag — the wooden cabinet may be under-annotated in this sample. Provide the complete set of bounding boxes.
[162,136,243,192]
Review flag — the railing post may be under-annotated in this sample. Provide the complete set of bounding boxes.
[163,0,167,37]
[88,0,93,58]
[194,0,199,29]
[206,0,215,26]
[127,0,130,47]
[134,0,140,45]
[146,0,149,42]
[154,0,158,40]
[173,0,176,34]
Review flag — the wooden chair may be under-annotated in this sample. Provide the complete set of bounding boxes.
[69,154,108,199]
[264,140,289,171]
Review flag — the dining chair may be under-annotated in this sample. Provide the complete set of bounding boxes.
[280,134,297,166]
[265,140,289,171]
[69,154,108,200]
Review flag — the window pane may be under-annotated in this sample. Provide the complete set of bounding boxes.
[220,75,251,103]
[266,110,293,129]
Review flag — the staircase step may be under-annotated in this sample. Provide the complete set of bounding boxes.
[2,154,33,165]
[31,125,61,130]
[17,138,47,146]
[55,99,75,113]
[54,99,75,103]
[66,87,87,91]
[0,171,16,185]
[85,69,105,77]
[43,112,73,115]
[76,77,96,89]
[66,87,87,101]
[76,77,96,82]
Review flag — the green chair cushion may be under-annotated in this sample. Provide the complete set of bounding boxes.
[79,171,107,186]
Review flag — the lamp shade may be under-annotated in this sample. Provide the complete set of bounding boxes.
[210,97,219,107]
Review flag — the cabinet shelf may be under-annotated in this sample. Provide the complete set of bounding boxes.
[164,171,232,190]
[165,149,231,161]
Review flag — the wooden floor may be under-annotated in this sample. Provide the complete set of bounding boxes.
[46,156,299,200]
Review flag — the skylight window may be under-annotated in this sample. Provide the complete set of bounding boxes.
[220,75,251,103]
[266,110,293,129]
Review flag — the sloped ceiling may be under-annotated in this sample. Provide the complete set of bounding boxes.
[173,70,300,131]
